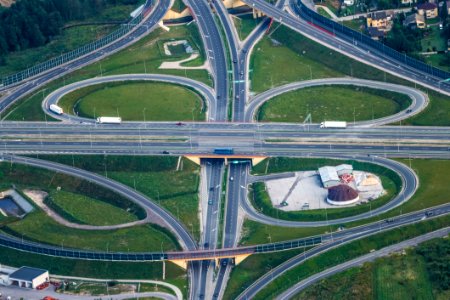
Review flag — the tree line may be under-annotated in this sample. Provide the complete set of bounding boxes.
[0,0,139,59]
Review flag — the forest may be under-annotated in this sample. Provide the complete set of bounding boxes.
[0,0,139,57]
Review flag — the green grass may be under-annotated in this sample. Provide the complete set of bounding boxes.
[294,264,373,300]
[4,23,210,121]
[3,210,177,252]
[256,85,411,123]
[250,24,417,94]
[342,19,365,33]
[423,53,450,72]
[223,248,307,300]
[0,2,141,78]
[252,215,450,299]
[317,7,333,19]
[374,253,434,300]
[421,27,447,52]
[32,155,202,241]
[233,14,263,41]
[49,190,138,226]
[60,81,205,121]
[0,245,187,297]
[248,24,450,127]
[241,158,450,245]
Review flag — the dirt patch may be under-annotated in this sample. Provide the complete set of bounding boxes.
[22,189,48,206]
[0,0,15,7]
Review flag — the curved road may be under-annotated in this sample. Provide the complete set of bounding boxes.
[277,226,450,299]
[42,74,216,122]
[245,77,428,126]
[1,154,197,251]
[240,154,418,227]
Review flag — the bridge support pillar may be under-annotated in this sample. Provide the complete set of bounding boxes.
[184,155,201,166]
[251,157,266,166]
[252,8,265,18]
[169,259,188,270]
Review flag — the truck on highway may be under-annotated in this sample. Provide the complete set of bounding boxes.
[96,117,122,124]
[213,148,234,155]
[319,121,347,129]
[49,104,63,115]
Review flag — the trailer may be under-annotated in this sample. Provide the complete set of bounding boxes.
[213,148,234,155]
[96,117,122,124]
[49,104,63,115]
[320,121,347,129]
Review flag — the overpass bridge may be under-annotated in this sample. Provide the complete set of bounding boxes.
[184,154,267,166]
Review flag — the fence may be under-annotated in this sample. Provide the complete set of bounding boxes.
[1,0,153,87]
[294,0,450,80]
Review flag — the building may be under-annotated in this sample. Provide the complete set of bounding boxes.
[403,13,426,29]
[417,2,438,18]
[447,1,450,14]
[367,27,385,40]
[335,164,353,176]
[8,267,49,289]
[401,0,416,5]
[366,11,388,30]
[327,184,360,206]
[318,166,340,188]
[343,0,354,5]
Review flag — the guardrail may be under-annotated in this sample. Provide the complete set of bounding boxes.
[0,0,153,87]
[294,0,450,80]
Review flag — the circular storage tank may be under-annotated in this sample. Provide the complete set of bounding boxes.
[327,184,359,206]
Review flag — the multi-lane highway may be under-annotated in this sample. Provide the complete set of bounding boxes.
[0,1,449,299]
[245,0,450,95]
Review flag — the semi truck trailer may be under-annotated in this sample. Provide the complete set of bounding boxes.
[320,121,347,129]
[96,117,122,124]
[49,104,63,115]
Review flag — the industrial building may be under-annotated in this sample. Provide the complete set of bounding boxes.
[319,164,353,188]
[8,266,49,289]
[318,166,340,188]
[327,184,360,206]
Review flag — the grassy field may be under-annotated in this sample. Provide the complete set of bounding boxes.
[223,248,306,300]
[249,24,411,94]
[256,85,411,123]
[233,14,263,41]
[0,2,141,77]
[49,190,138,226]
[3,210,177,252]
[251,215,450,300]
[240,158,450,245]
[0,245,187,297]
[59,81,205,121]
[296,237,450,300]
[32,155,202,240]
[4,23,210,121]
[249,24,450,126]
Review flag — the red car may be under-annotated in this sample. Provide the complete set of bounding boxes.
[36,282,50,290]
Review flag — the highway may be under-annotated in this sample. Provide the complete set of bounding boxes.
[276,226,450,299]
[0,1,449,299]
[235,206,450,299]
[245,77,428,126]
[185,0,229,121]
[0,0,172,112]
[42,74,217,122]
[244,0,450,95]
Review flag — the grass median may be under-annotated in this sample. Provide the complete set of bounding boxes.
[249,24,450,126]
[4,23,210,121]
[241,158,450,245]
[256,85,411,123]
[251,215,450,299]
[59,81,206,121]
[32,155,202,241]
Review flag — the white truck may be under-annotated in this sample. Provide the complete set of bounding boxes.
[320,121,347,129]
[96,117,122,124]
[49,104,63,115]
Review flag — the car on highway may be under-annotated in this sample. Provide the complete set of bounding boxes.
[162,150,170,154]
[175,122,185,126]
[208,199,213,205]
[229,177,234,181]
